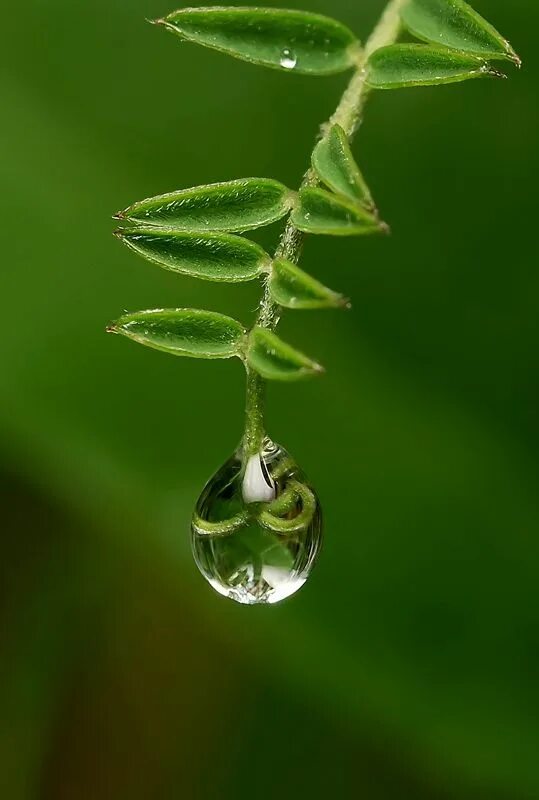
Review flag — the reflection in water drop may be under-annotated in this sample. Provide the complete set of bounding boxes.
[192,438,322,605]
[280,48,297,70]
[242,451,276,504]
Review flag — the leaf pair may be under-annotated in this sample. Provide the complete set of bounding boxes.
[267,125,381,309]
[114,177,290,282]
[115,167,352,307]
[367,0,519,90]
[291,124,385,237]
[116,219,346,314]
[108,309,322,381]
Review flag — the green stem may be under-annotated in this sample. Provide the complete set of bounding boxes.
[243,0,406,457]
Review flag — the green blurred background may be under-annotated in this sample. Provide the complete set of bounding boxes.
[1,0,538,797]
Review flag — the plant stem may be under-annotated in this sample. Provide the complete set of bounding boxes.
[243,0,406,457]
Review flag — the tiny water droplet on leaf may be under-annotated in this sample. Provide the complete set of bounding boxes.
[192,439,322,605]
[280,48,297,69]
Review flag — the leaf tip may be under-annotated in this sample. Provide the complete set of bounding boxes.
[106,323,118,334]
[484,65,507,80]
[339,296,352,310]
[148,17,165,26]
[112,211,125,221]
[509,50,522,69]
[379,220,391,235]
[502,38,521,68]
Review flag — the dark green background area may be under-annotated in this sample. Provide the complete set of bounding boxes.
[1,1,537,797]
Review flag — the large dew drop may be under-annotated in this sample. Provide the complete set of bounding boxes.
[191,438,322,605]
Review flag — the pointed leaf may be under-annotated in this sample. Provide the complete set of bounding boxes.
[114,178,295,233]
[270,258,348,310]
[156,7,360,75]
[291,188,383,236]
[115,227,271,282]
[107,309,245,359]
[401,0,520,65]
[366,44,504,89]
[312,125,373,208]
[247,327,323,381]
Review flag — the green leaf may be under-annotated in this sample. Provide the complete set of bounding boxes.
[247,327,323,381]
[107,308,245,359]
[115,227,271,282]
[114,178,295,233]
[155,7,360,75]
[366,44,504,89]
[401,0,520,65]
[291,187,383,236]
[312,125,374,208]
[269,258,348,310]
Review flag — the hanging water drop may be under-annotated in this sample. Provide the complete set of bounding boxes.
[191,438,322,605]
[280,48,297,70]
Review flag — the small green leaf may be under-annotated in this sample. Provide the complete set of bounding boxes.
[115,227,271,282]
[291,188,383,236]
[312,125,374,208]
[247,327,323,381]
[401,0,520,65]
[114,178,294,233]
[270,258,348,310]
[107,308,245,359]
[155,7,360,75]
[366,44,504,89]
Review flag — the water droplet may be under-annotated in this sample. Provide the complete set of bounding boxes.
[192,438,322,605]
[280,48,297,70]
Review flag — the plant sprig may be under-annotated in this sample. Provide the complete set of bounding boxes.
[108,0,520,461]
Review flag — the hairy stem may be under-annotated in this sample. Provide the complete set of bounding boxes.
[243,0,406,457]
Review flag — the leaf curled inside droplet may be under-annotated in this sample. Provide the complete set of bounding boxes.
[401,0,520,66]
[270,258,348,310]
[291,187,383,236]
[114,178,294,233]
[107,308,246,359]
[366,44,505,89]
[312,125,374,208]
[115,227,271,282]
[247,327,323,381]
[155,6,361,75]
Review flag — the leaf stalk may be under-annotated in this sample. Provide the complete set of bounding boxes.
[243,0,407,457]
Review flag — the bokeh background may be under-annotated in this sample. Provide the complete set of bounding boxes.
[2,0,538,797]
